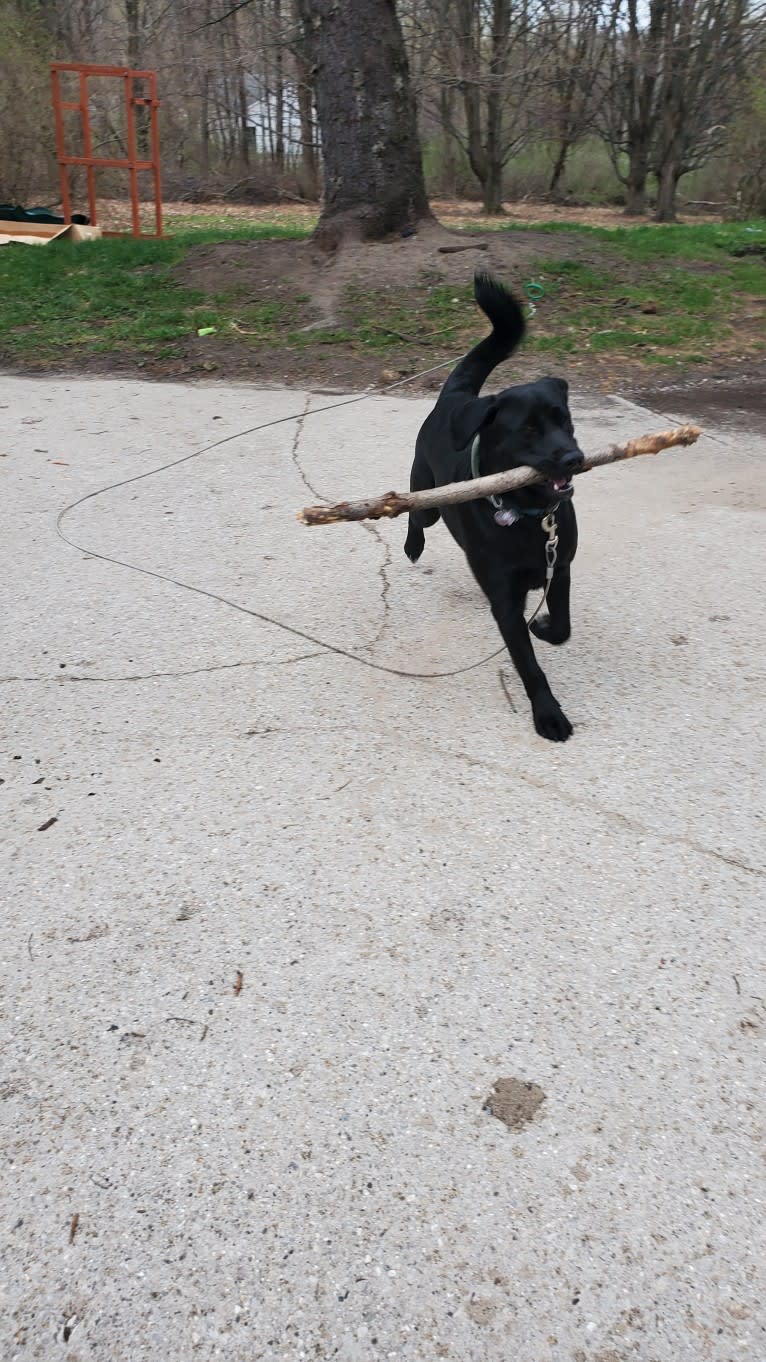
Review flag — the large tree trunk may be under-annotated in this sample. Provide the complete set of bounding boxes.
[200,70,211,178]
[482,0,507,212]
[238,72,251,167]
[295,71,318,198]
[624,153,649,214]
[273,0,285,171]
[298,0,432,247]
[456,0,510,215]
[482,160,504,215]
[548,139,571,195]
[125,0,150,156]
[654,159,681,221]
[652,18,686,224]
[439,86,458,196]
[457,0,489,195]
[482,0,510,214]
[291,0,319,198]
[617,0,667,216]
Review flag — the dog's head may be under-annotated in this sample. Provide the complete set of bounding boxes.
[452,377,584,507]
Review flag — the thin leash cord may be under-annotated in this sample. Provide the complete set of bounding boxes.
[55,357,508,681]
[524,512,559,627]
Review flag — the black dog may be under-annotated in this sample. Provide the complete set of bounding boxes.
[405,272,584,742]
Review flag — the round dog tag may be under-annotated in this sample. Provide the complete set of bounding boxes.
[494,508,519,527]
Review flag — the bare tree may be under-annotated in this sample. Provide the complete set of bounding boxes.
[0,0,57,200]
[290,0,319,197]
[543,0,610,194]
[419,0,551,213]
[9,0,761,217]
[296,0,432,245]
[731,48,766,213]
[651,0,751,220]
[599,0,670,214]
[600,0,755,218]
[459,0,512,212]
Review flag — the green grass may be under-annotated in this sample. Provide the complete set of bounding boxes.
[513,223,766,362]
[0,216,763,373]
[333,281,475,351]
[0,224,309,361]
[504,218,766,258]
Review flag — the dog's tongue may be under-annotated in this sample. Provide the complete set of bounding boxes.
[552,478,570,492]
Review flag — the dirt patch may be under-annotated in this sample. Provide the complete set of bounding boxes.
[484,1076,546,1131]
[166,221,612,391]
[465,1297,500,1326]
[174,219,593,316]
[176,236,332,322]
[431,198,724,231]
[627,365,766,434]
[95,196,727,234]
[5,202,763,405]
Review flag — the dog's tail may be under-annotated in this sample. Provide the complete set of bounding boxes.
[442,272,526,398]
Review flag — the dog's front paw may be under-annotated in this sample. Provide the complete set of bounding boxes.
[532,697,573,742]
[530,615,570,646]
[404,526,425,562]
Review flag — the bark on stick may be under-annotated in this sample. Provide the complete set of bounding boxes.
[297,425,702,526]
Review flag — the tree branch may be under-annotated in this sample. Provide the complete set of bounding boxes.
[297,425,701,526]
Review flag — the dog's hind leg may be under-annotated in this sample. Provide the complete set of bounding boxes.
[404,450,438,563]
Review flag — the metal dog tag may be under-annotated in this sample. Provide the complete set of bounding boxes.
[494,507,520,527]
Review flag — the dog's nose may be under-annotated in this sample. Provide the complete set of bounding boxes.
[560,448,584,473]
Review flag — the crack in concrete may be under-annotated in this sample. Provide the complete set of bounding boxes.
[289,398,393,650]
[358,520,394,649]
[427,740,766,881]
[0,651,325,685]
[289,397,325,505]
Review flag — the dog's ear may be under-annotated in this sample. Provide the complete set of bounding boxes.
[450,396,498,450]
[543,376,569,402]
[542,376,573,431]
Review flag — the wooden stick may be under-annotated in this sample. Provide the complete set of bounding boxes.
[297,424,701,526]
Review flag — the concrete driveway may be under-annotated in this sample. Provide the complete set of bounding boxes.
[2,374,764,1362]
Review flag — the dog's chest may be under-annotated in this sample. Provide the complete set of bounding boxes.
[492,506,577,582]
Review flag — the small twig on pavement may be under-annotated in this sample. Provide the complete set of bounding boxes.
[498,669,517,713]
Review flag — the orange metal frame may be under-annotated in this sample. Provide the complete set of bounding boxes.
[50,62,163,238]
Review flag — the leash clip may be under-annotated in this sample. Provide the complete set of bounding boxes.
[526,509,559,625]
[543,510,559,577]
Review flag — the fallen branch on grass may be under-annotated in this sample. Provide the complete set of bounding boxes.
[437,242,490,253]
[296,424,701,526]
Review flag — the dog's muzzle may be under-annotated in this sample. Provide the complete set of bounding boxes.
[546,476,574,500]
[545,449,583,500]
